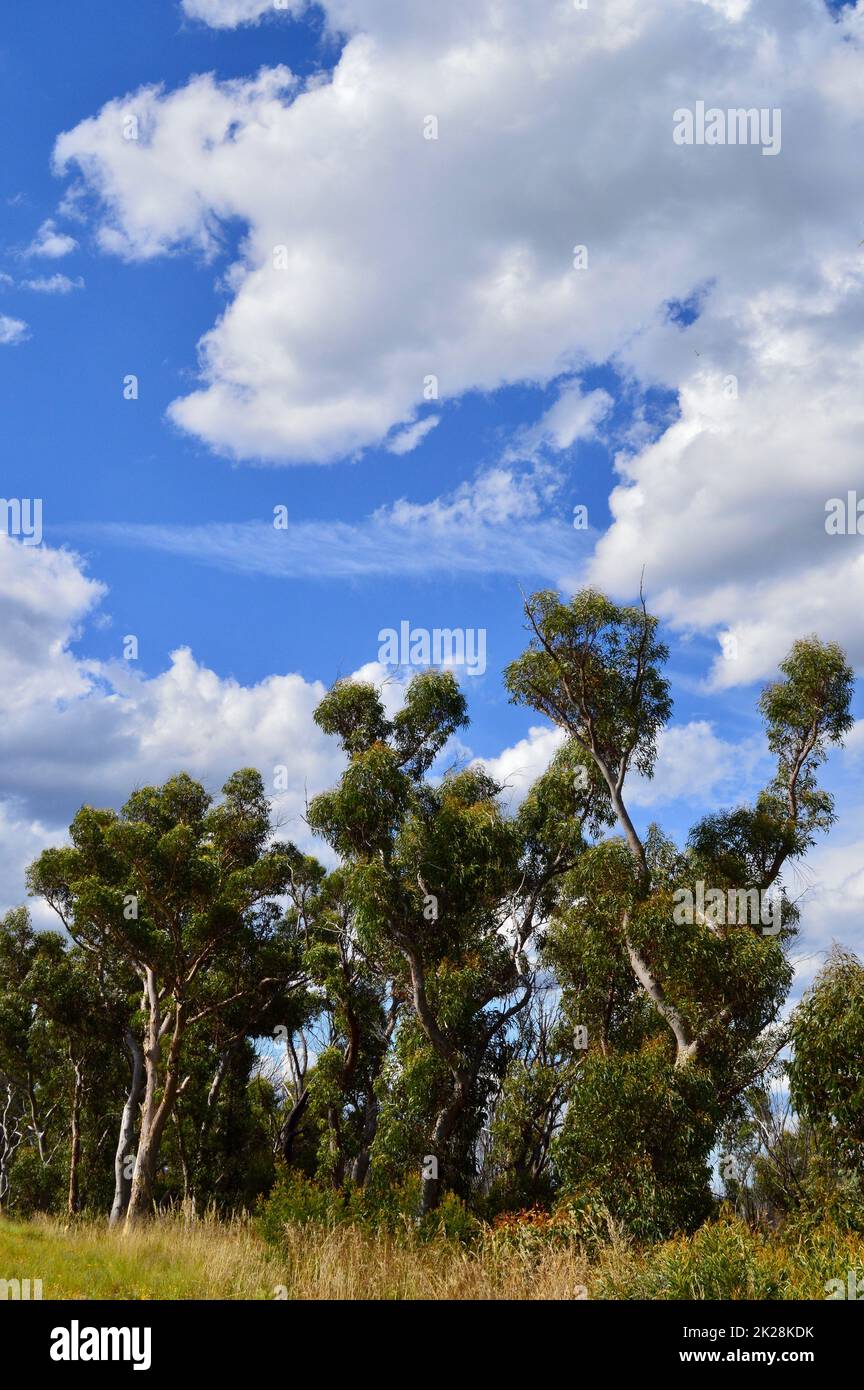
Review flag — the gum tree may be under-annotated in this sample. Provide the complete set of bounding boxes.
[309,669,608,1212]
[0,909,63,1213]
[294,866,397,1188]
[789,948,864,1180]
[505,589,854,1234]
[28,769,307,1225]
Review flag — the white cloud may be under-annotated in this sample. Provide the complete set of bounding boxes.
[385,415,439,455]
[695,0,751,18]
[25,218,78,259]
[0,803,60,922]
[181,0,303,26]
[0,314,29,345]
[507,383,614,461]
[44,0,864,681]
[591,270,864,684]
[473,717,766,813]
[845,718,864,758]
[627,721,766,808]
[0,537,346,908]
[78,464,588,582]
[22,273,84,294]
[52,0,864,469]
[790,832,864,996]
[0,537,104,715]
[474,724,565,809]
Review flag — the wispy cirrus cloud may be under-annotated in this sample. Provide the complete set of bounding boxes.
[71,465,589,583]
[76,510,587,583]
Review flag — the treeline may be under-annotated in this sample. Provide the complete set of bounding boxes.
[0,589,861,1238]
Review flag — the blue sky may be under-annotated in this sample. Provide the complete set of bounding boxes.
[1,0,863,991]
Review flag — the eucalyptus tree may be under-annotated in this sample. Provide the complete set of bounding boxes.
[28,769,308,1225]
[481,986,571,1208]
[505,588,854,1234]
[309,670,609,1212]
[0,909,70,1213]
[0,909,48,1212]
[289,865,397,1188]
[23,927,124,1215]
[789,948,864,1182]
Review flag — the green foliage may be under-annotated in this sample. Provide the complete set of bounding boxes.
[1,590,857,1253]
[504,588,672,784]
[552,1048,717,1239]
[789,949,864,1175]
[308,670,534,1212]
[596,1212,864,1301]
[257,1171,482,1245]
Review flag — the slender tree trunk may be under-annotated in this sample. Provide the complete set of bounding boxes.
[26,1071,48,1165]
[109,1031,145,1227]
[277,1088,309,1164]
[189,1051,230,1205]
[67,1057,84,1216]
[350,1088,379,1187]
[420,1070,472,1215]
[125,977,186,1227]
[0,1080,22,1214]
[172,1109,191,1206]
[327,1102,347,1187]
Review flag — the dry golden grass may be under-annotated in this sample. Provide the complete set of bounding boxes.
[275,1221,592,1300]
[0,1211,592,1301]
[1,1208,859,1300]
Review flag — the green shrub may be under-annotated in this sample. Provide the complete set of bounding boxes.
[552,1048,716,1240]
[257,1172,482,1247]
[597,1212,864,1300]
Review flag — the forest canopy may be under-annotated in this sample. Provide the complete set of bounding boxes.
[1,589,860,1242]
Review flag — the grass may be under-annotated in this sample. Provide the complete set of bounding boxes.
[0,1209,861,1300]
[0,1212,285,1301]
[0,1211,591,1300]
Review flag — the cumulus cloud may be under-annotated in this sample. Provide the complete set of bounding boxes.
[474,724,565,809]
[25,218,78,259]
[591,270,864,685]
[52,0,863,470]
[790,833,864,996]
[0,537,105,713]
[0,314,29,345]
[22,273,84,294]
[45,0,864,675]
[473,717,766,813]
[0,537,346,908]
[0,803,60,921]
[626,721,767,808]
[181,0,303,26]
